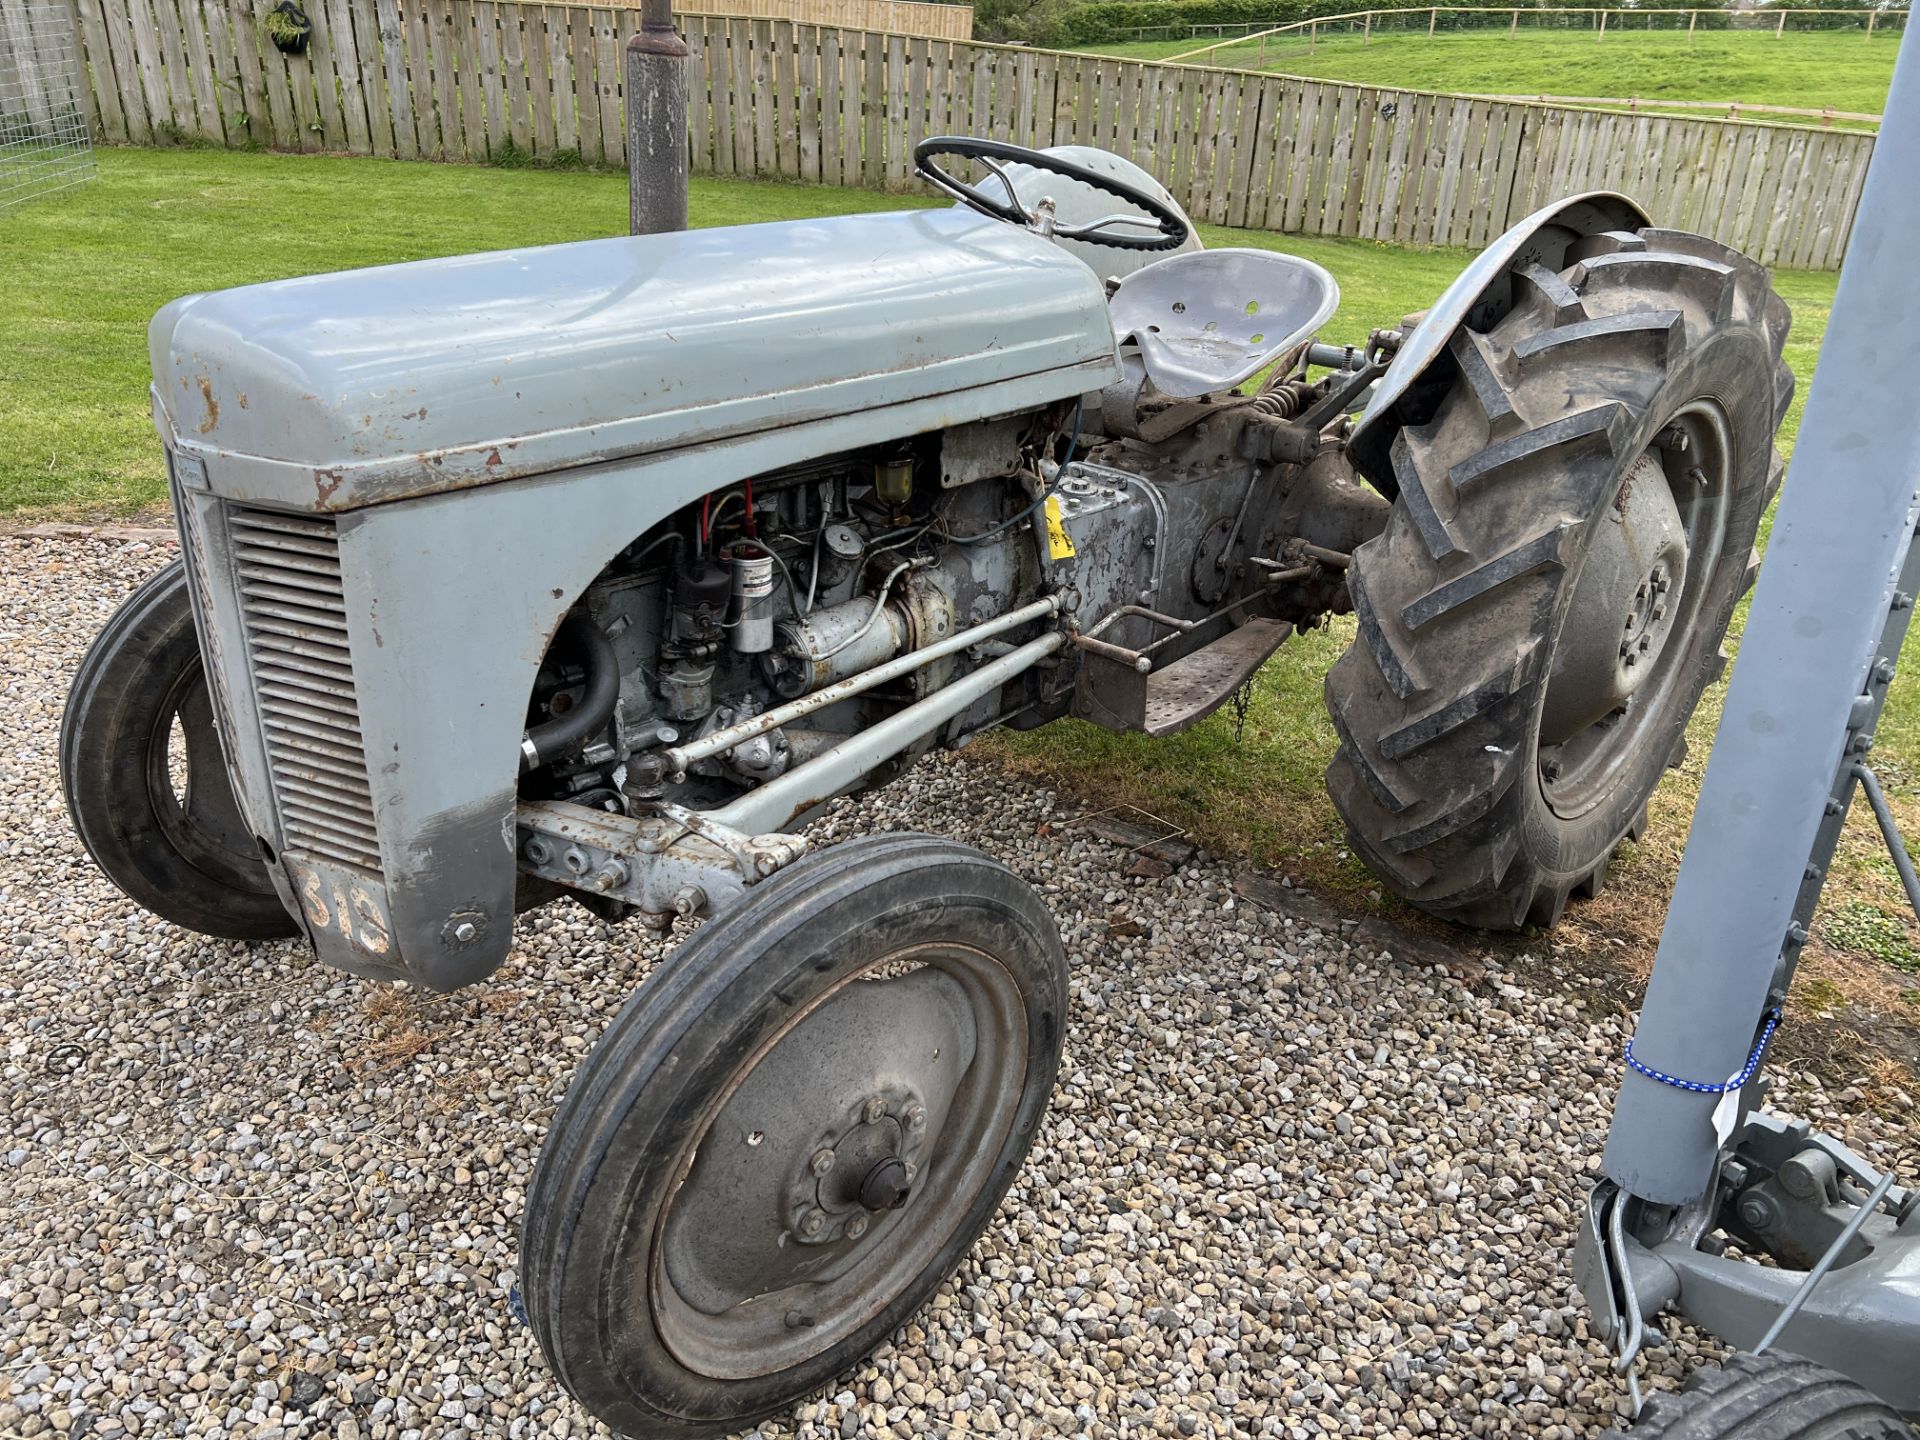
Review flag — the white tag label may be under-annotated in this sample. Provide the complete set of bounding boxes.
[1711,1072,1746,1147]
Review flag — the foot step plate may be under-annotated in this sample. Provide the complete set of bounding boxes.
[1141,618,1292,737]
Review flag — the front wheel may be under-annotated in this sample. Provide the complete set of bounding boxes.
[1325,227,1793,929]
[60,560,298,940]
[519,833,1068,1438]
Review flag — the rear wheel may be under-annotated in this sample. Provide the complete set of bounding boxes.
[520,833,1067,1438]
[60,560,297,940]
[1324,228,1793,929]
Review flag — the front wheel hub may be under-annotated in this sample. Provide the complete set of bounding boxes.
[785,1093,930,1245]
[859,1156,913,1211]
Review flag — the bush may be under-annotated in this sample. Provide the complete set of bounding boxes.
[1749,0,1906,30]
[1011,0,1751,47]
[1041,0,1436,46]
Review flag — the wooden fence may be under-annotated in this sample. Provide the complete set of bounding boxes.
[64,0,1873,268]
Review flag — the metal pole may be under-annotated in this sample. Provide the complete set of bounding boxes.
[1600,24,1920,1206]
[626,0,688,236]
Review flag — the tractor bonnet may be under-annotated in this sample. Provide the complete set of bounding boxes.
[148,207,1119,512]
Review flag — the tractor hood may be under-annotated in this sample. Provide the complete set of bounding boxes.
[149,208,1121,512]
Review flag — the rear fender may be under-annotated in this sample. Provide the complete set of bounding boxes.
[1345,191,1651,494]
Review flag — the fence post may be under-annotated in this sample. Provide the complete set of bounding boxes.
[1509,8,1519,38]
[1776,8,1786,36]
[1428,6,1438,36]
[1867,9,1877,36]
[1688,8,1697,40]
[1309,19,1317,51]
[1597,7,1608,39]
[1362,11,1371,44]
[627,0,689,234]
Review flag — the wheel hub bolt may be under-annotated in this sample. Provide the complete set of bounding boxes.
[905,1106,927,1131]
[863,1097,888,1124]
[800,1208,828,1238]
[810,1148,836,1177]
[846,1214,870,1240]
[859,1157,913,1212]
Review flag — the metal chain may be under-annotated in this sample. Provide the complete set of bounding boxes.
[1231,678,1256,745]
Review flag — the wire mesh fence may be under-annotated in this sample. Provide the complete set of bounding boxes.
[0,0,97,210]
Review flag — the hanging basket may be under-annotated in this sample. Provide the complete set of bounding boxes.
[264,0,313,55]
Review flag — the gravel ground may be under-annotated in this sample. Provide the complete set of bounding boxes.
[4,533,1917,1440]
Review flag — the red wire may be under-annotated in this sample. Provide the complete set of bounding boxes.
[700,493,711,546]
[743,478,757,538]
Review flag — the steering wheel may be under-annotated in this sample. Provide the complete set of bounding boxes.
[913,136,1191,252]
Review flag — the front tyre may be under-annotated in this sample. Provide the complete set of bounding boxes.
[59,560,298,940]
[1325,228,1793,930]
[520,834,1068,1438]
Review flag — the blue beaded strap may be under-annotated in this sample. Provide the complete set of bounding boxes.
[1623,1008,1784,1094]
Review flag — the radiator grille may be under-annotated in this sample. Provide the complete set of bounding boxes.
[231,509,384,874]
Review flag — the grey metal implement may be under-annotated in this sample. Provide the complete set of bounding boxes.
[1601,22,1920,1209]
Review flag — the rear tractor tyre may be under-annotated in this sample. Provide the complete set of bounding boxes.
[1325,228,1793,929]
[1604,1352,1915,1439]
[519,833,1068,1438]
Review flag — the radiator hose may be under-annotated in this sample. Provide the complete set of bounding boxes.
[520,613,620,773]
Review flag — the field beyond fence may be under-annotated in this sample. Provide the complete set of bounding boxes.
[61,0,1875,267]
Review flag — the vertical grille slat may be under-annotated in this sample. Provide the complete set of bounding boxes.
[233,508,383,875]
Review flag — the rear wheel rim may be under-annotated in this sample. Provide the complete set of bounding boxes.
[1539,399,1733,820]
[647,941,1027,1381]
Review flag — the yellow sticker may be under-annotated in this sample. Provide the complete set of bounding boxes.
[1043,494,1076,560]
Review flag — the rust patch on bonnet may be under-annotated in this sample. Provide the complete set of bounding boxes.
[314,469,346,507]
[196,376,220,433]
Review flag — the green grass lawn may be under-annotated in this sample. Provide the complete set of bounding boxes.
[8,145,1914,1059]
[1075,28,1899,117]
